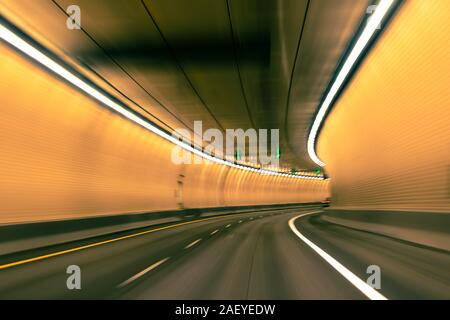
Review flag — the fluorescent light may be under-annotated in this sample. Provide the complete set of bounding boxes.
[307,0,395,167]
[0,22,324,180]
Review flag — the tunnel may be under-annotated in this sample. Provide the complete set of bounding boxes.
[0,0,449,302]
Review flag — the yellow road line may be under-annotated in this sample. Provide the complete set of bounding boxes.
[0,215,229,271]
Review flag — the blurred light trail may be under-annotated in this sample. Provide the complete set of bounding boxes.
[0,21,322,181]
[307,0,395,167]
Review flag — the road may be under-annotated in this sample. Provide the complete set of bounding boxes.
[0,207,449,299]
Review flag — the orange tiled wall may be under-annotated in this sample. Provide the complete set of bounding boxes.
[317,0,450,212]
[0,43,328,224]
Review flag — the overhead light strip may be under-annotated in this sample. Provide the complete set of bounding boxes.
[307,0,395,167]
[0,21,322,180]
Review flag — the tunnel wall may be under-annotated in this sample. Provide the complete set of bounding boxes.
[0,43,329,224]
[317,0,449,213]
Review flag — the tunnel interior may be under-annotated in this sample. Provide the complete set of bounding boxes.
[0,0,449,300]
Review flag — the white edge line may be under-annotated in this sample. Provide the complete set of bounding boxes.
[117,257,169,288]
[184,238,202,249]
[288,211,388,300]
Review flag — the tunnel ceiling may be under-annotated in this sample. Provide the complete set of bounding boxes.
[1,0,369,170]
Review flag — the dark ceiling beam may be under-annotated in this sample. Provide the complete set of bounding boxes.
[141,0,226,133]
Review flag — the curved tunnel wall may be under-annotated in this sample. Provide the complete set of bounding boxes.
[0,43,329,224]
[317,0,449,212]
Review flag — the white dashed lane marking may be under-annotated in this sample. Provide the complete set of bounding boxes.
[117,257,169,288]
[184,239,202,249]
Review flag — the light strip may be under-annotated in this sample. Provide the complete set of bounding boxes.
[0,22,323,180]
[307,0,395,167]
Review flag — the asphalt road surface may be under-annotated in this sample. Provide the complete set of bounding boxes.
[0,207,449,299]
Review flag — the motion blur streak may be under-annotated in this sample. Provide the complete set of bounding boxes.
[0,43,329,224]
[317,0,450,212]
[307,0,394,167]
[0,215,224,270]
[0,20,318,180]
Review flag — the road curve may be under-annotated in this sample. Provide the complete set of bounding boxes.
[0,208,448,299]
